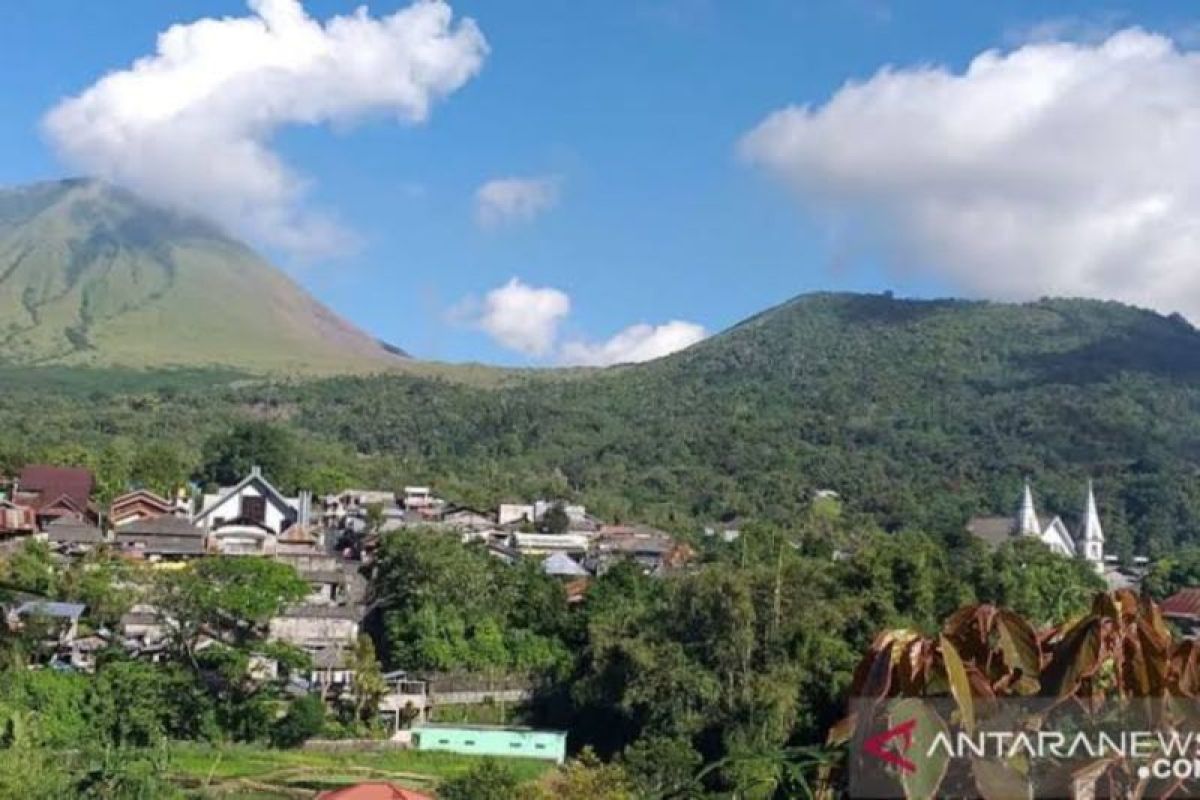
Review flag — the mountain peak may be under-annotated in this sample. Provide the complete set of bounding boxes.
[0,178,406,374]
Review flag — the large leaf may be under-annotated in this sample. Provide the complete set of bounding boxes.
[940,635,975,733]
[995,609,1040,680]
[889,698,950,800]
[972,757,1032,800]
[1042,616,1102,698]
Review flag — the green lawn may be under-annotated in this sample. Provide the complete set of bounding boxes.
[165,742,553,797]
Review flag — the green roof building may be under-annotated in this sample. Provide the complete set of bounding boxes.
[412,723,567,764]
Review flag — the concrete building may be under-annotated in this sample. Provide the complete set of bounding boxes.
[411,723,567,763]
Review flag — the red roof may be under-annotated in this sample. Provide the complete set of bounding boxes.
[1161,589,1200,620]
[318,783,433,800]
[17,465,94,512]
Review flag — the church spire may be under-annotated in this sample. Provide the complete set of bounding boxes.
[1017,481,1040,536]
[1080,480,1104,543]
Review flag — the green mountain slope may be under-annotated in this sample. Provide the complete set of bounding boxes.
[0,179,408,374]
[272,292,1200,556]
[4,277,1200,556]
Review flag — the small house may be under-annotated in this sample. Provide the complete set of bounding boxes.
[1162,589,1200,639]
[109,489,187,527]
[8,600,87,644]
[0,499,37,538]
[12,465,97,528]
[114,516,207,560]
[44,517,105,554]
[412,723,567,764]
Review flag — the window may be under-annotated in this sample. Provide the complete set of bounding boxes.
[509,742,523,748]
[438,739,449,745]
[241,495,266,522]
[464,740,476,746]
[535,744,546,750]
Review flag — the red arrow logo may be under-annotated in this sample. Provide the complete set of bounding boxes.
[863,718,917,774]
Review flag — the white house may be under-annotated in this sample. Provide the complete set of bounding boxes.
[194,467,311,556]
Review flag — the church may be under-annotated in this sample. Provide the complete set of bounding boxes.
[966,481,1105,571]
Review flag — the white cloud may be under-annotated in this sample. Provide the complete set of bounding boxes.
[560,321,708,366]
[740,28,1200,318]
[43,0,487,257]
[474,176,560,229]
[466,278,571,357]
[455,278,705,364]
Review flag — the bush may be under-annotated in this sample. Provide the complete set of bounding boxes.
[438,759,523,800]
[271,694,326,748]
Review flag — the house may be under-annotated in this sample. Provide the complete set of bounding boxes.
[440,506,496,532]
[379,671,431,731]
[273,552,365,607]
[591,525,689,574]
[0,499,37,537]
[114,516,207,560]
[411,723,567,764]
[508,531,590,556]
[498,500,590,528]
[542,552,588,578]
[703,518,742,543]
[498,503,535,526]
[402,486,438,510]
[277,524,324,556]
[12,465,97,528]
[318,783,433,800]
[120,603,169,646]
[109,489,187,527]
[195,467,312,556]
[1162,589,1200,639]
[44,517,105,554]
[966,481,1106,572]
[321,490,400,528]
[8,600,86,644]
[268,604,363,691]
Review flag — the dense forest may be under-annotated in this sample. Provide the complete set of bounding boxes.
[5,292,1200,556]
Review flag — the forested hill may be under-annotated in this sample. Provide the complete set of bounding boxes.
[5,292,1200,557]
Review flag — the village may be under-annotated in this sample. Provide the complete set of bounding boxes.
[3,461,1199,778]
[0,462,708,766]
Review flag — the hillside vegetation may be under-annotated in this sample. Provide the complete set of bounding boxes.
[3,292,1200,556]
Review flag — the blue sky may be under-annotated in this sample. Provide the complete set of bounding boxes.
[2,1,1198,364]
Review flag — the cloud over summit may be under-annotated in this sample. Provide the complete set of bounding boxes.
[44,0,487,257]
[741,28,1200,318]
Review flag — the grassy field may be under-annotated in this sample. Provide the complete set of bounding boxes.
[165,742,553,798]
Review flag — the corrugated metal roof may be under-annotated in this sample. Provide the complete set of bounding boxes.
[17,465,93,511]
[14,600,86,619]
[1161,589,1200,619]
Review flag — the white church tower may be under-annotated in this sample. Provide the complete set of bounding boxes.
[1017,481,1040,537]
[1077,480,1105,571]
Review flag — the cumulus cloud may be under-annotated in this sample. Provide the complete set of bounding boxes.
[474,176,560,229]
[740,28,1200,318]
[455,278,706,364]
[43,0,487,256]
[461,278,572,357]
[560,321,708,366]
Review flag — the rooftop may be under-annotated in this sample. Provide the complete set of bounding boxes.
[13,600,86,620]
[1161,588,1200,619]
